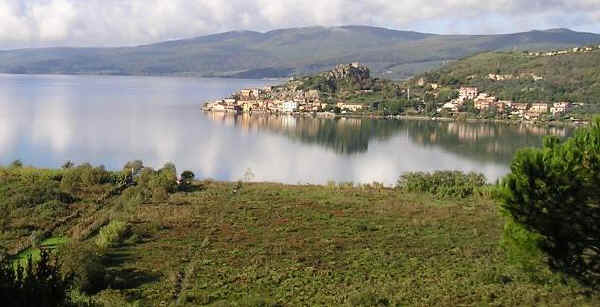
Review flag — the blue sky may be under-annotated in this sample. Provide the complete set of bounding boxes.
[1,0,599,49]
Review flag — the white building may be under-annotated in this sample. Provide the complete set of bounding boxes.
[282,101,297,113]
[440,102,458,112]
[550,102,572,115]
[459,87,479,101]
[211,104,226,112]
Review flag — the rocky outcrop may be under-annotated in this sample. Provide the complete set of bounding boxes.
[325,63,370,89]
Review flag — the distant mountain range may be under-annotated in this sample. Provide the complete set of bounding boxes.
[1,26,600,79]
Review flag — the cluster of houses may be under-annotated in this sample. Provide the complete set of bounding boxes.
[202,86,364,114]
[487,73,544,81]
[440,87,576,120]
[527,45,600,57]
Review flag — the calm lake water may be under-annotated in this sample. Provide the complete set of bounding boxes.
[0,74,572,184]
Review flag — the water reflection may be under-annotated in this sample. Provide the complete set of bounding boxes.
[405,120,570,164]
[205,112,572,165]
[0,74,573,185]
[206,112,403,154]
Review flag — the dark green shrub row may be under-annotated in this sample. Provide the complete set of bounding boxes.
[397,170,487,198]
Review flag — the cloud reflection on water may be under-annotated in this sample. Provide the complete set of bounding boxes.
[0,74,571,185]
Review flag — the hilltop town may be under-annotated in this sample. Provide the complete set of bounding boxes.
[204,44,600,122]
[203,63,372,115]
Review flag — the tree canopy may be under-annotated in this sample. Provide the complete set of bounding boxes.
[500,118,600,286]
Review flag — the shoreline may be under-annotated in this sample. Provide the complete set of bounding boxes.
[202,109,586,127]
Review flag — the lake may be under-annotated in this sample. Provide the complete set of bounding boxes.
[0,74,572,185]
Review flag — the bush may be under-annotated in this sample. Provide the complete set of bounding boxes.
[123,160,144,176]
[110,171,131,186]
[130,166,177,202]
[120,186,148,204]
[80,165,111,187]
[0,168,73,210]
[60,164,112,193]
[62,161,74,169]
[180,171,195,185]
[151,187,169,203]
[397,171,486,198]
[59,242,106,293]
[149,171,177,194]
[95,220,131,249]
[35,200,69,219]
[161,162,177,179]
[499,118,600,287]
[177,171,196,192]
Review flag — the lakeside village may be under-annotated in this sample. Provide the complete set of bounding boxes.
[438,87,578,121]
[202,54,595,122]
[202,62,368,116]
[203,83,583,122]
[202,85,341,115]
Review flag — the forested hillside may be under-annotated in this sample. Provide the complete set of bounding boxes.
[414,48,600,104]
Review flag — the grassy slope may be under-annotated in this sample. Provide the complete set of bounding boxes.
[2,165,598,305]
[98,181,596,306]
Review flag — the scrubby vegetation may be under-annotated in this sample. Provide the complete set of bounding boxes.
[58,241,106,293]
[0,160,195,305]
[397,170,487,198]
[95,221,131,249]
[2,140,600,305]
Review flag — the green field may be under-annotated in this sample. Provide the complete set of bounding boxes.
[93,182,596,305]
[1,164,599,306]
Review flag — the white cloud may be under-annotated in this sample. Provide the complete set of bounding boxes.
[31,0,76,41]
[0,113,20,157]
[31,97,73,152]
[0,0,599,48]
